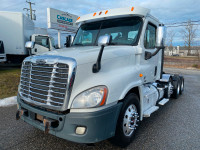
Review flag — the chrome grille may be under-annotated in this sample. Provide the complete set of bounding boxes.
[20,61,69,107]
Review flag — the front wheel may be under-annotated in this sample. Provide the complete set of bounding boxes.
[110,93,140,148]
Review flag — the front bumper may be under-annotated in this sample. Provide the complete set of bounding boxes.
[17,95,122,143]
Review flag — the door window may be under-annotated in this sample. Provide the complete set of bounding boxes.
[35,36,49,48]
[144,23,156,49]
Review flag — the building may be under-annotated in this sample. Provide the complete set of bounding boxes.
[165,46,200,57]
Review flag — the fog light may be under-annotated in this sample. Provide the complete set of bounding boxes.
[75,126,86,135]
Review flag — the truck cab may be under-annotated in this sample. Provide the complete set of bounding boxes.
[17,7,184,147]
[30,34,55,55]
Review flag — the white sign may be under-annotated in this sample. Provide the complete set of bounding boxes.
[47,8,78,32]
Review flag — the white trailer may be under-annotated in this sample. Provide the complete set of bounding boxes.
[0,11,55,63]
[0,11,34,63]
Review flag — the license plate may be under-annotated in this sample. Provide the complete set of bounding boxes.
[36,114,44,121]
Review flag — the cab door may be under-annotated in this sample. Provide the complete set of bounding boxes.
[31,36,50,55]
[142,22,160,83]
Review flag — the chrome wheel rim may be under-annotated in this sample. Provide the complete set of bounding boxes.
[168,82,173,97]
[123,104,139,137]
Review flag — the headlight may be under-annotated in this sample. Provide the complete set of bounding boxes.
[71,86,108,109]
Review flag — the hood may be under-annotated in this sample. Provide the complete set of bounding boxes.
[36,46,135,66]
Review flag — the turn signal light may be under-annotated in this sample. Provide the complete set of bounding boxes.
[93,12,96,16]
[105,10,108,14]
[77,17,80,20]
[131,7,134,11]
[99,88,108,106]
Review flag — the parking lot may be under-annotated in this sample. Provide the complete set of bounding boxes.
[0,68,200,150]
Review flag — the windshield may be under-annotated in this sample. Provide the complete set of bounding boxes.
[72,17,142,46]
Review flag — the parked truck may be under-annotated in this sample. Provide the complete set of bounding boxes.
[16,7,184,147]
[0,11,55,63]
[0,40,6,62]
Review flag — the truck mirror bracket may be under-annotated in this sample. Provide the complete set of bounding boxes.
[145,46,165,60]
[93,45,105,73]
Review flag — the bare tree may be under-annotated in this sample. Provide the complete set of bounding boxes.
[166,29,176,55]
[181,20,198,56]
[167,29,176,47]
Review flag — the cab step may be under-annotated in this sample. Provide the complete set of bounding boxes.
[158,98,169,106]
[143,106,159,117]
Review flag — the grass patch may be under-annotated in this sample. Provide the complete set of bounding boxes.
[192,64,199,68]
[0,68,21,99]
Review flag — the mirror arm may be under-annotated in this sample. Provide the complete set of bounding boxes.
[145,46,165,60]
[93,45,105,73]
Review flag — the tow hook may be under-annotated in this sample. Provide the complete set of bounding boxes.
[16,109,26,120]
[43,119,51,134]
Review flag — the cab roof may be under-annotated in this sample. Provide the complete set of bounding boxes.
[76,6,150,24]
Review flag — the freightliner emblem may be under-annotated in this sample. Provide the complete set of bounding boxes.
[36,59,46,65]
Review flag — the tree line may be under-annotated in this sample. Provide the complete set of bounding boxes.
[166,20,199,56]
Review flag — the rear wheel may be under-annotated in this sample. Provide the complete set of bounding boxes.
[180,77,184,95]
[171,77,181,99]
[110,93,140,148]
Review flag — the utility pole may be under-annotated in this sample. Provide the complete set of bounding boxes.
[23,0,36,20]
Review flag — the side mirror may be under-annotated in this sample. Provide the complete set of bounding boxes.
[65,35,74,47]
[156,25,166,48]
[145,25,166,60]
[25,41,35,49]
[98,35,111,46]
[71,36,74,45]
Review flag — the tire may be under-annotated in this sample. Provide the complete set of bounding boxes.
[180,77,184,95]
[171,77,181,99]
[110,93,140,148]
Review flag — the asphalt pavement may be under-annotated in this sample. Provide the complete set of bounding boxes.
[0,68,200,150]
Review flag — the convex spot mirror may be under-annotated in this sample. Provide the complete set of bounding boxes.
[156,25,166,48]
[25,41,35,49]
[98,35,111,46]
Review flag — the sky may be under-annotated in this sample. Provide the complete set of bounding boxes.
[0,0,200,46]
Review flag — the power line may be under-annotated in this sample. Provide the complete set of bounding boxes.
[165,20,200,25]
[166,24,200,28]
[23,0,36,20]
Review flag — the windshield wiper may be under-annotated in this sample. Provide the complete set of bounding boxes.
[73,43,83,46]
[109,43,117,45]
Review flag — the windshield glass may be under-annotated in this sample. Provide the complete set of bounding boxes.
[72,17,142,46]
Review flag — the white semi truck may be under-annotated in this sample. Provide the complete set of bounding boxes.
[0,11,55,63]
[16,7,184,147]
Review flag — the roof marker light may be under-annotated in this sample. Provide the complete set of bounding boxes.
[77,17,80,20]
[93,12,96,16]
[105,10,108,14]
[131,7,134,11]
[99,11,102,15]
